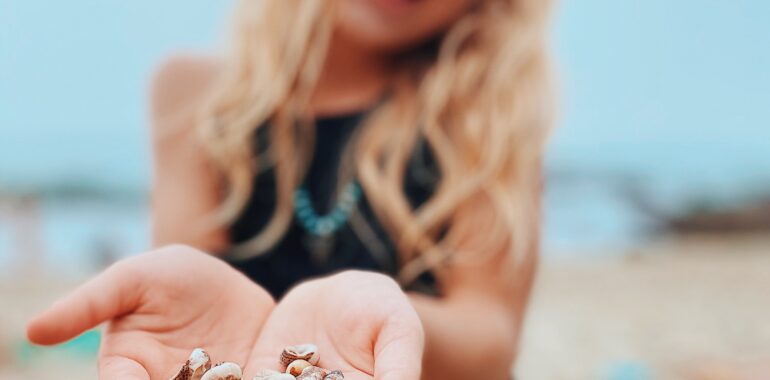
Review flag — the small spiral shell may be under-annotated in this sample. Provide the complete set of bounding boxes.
[201,362,242,380]
[286,360,313,377]
[280,344,320,367]
[296,366,327,380]
[323,370,345,380]
[169,348,212,380]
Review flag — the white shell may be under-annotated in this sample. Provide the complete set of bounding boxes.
[252,369,295,380]
[169,348,212,380]
[189,348,212,379]
[201,362,243,380]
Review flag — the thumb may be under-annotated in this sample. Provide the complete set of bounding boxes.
[373,311,425,380]
[26,260,144,345]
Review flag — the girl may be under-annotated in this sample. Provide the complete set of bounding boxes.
[27,0,554,379]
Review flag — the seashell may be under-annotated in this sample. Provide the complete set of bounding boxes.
[201,362,242,380]
[188,349,213,379]
[252,369,295,380]
[280,344,320,367]
[169,348,212,380]
[286,359,312,377]
[297,366,327,380]
[297,373,324,380]
[301,366,328,377]
[323,370,345,380]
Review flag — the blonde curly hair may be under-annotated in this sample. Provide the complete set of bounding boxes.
[198,0,554,285]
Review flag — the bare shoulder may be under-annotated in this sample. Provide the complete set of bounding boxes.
[148,55,229,251]
[149,53,223,136]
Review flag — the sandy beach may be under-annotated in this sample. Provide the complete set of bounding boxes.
[518,237,770,379]
[1,237,768,379]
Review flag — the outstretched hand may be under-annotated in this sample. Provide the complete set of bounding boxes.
[246,271,424,380]
[27,249,423,380]
[27,245,275,379]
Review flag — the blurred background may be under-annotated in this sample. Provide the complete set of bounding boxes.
[1,0,769,379]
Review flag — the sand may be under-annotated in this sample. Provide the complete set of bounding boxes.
[1,237,769,379]
[517,237,770,379]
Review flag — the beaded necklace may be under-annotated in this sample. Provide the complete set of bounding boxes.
[293,181,362,238]
[291,96,387,263]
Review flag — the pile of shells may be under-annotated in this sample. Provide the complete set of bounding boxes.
[167,348,238,380]
[169,344,344,380]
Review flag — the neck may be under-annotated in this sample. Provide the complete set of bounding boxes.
[309,35,394,117]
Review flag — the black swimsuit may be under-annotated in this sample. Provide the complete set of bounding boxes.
[226,111,439,299]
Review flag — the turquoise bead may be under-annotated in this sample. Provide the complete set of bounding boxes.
[293,182,362,237]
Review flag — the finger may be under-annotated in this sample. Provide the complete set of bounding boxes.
[373,311,425,380]
[99,355,150,380]
[26,261,144,345]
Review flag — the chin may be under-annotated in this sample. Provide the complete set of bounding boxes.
[334,0,473,54]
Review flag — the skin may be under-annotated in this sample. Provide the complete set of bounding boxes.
[246,271,424,380]
[27,246,275,379]
[29,0,539,379]
[334,0,479,53]
[27,247,422,380]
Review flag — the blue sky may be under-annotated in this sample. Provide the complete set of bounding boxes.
[1,0,769,196]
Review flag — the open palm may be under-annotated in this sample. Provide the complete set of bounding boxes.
[27,246,275,379]
[245,271,424,380]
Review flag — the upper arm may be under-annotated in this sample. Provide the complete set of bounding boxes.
[148,53,228,253]
[437,188,541,336]
[443,196,539,299]
[407,190,542,377]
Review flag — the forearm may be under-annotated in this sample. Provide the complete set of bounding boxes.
[410,292,519,380]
